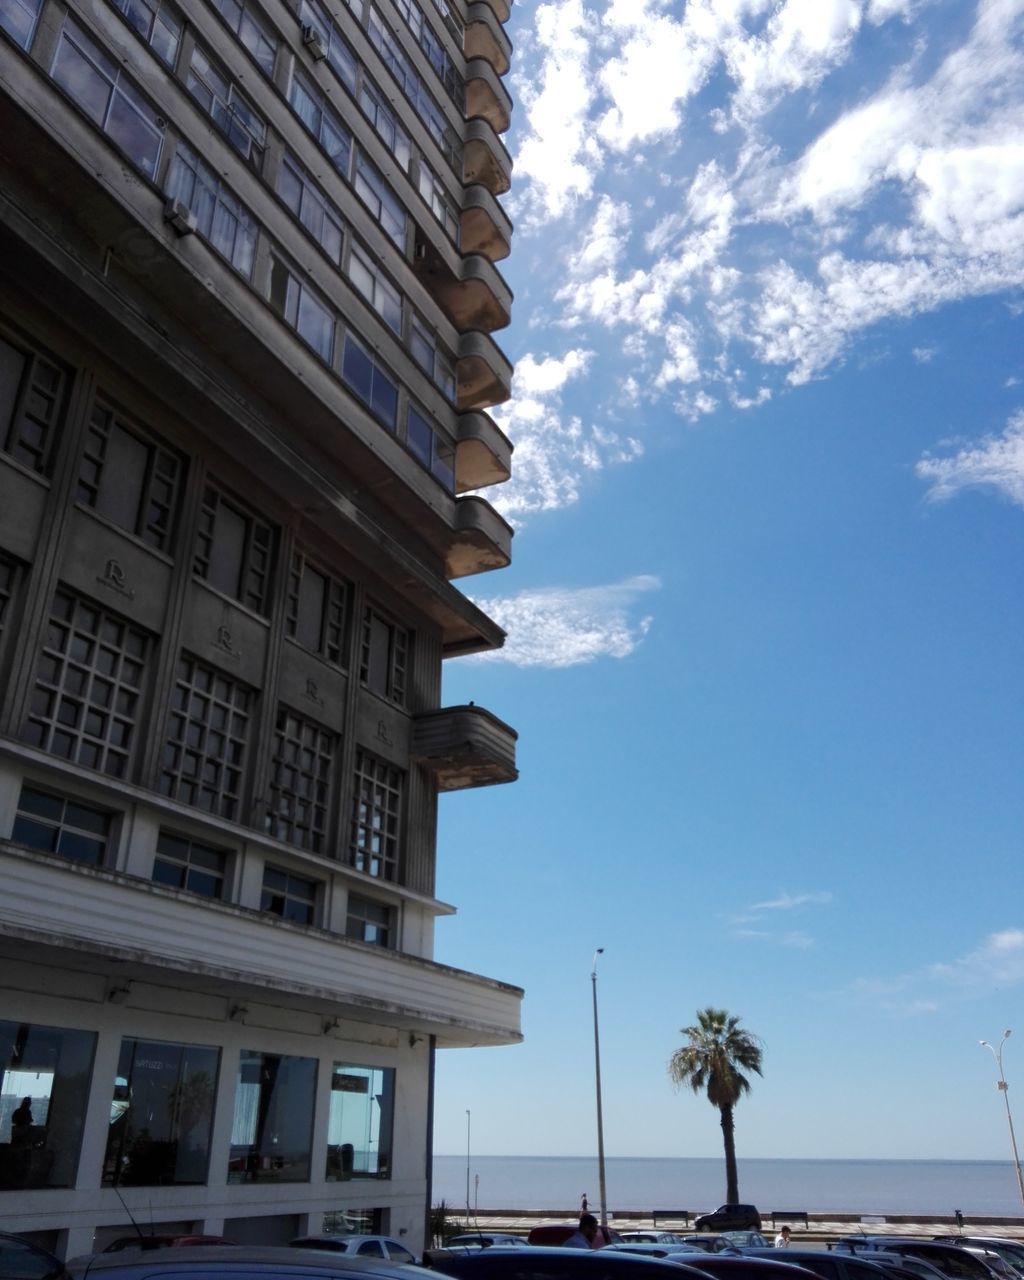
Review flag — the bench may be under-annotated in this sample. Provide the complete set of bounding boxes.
[771,1212,809,1229]
[651,1211,691,1227]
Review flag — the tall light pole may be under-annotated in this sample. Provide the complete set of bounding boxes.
[591,948,608,1231]
[980,1031,1024,1207]
[465,1109,471,1219]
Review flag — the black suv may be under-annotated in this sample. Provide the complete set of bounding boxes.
[694,1208,762,1233]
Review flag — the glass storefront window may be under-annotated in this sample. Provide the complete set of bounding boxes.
[326,1064,394,1180]
[0,1020,96,1189]
[103,1039,219,1186]
[229,1051,315,1183]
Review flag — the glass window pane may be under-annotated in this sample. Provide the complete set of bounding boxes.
[229,1051,315,1183]
[326,1063,393,1179]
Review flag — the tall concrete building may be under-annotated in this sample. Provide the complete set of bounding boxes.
[0,0,518,1257]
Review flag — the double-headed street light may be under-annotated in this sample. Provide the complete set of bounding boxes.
[980,1031,1024,1207]
[591,948,608,1231]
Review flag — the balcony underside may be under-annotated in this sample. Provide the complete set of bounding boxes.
[412,705,518,790]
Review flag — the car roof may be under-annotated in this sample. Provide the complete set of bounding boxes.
[72,1247,430,1278]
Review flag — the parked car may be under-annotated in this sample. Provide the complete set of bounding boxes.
[661,1257,815,1280]
[722,1238,769,1251]
[681,1238,765,1256]
[933,1245,1024,1278]
[291,1236,418,1265]
[694,1212,763,1235]
[602,1246,703,1260]
[446,1238,529,1251]
[739,1249,917,1280]
[103,1238,235,1252]
[0,1232,69,1280]
[69,1247,431,1280]
[621,1237,693,1248]
[426,1246,706,1280]
[830,1249,951,1280]
[526,1227,623,1248]
[832,1242,1004,1280]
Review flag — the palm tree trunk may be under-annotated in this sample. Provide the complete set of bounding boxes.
[720,1103,739,1203]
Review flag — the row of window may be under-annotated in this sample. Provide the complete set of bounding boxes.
[41,9,462,480]
[0,344,416,678]
[15,576,406,868]
[0,1020,396,1191]
[11,778,396,943]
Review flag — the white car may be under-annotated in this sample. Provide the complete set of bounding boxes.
[290,1236,418,1265]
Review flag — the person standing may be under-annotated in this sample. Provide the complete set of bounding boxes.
[774,1226,792,1248]
[11,1097,33,1145]
[562,1215,599,1249]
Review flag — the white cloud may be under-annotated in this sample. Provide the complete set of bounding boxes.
[916,409,1024,506]
[467,576,659,668]
[749,890,834,912]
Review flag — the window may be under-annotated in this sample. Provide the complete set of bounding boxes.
[152,830,227,897]
[289,70,351,176]
[348,244,401,333]
[167,143,258,277]
[159,655,253,820]
[0,333,68,473]
[346,895,392,948]
[326,1064,394,1179]
[391,0,463,107]
[261,865,318,923]
[21,590,148,779]
[410,315,456,400]
[186,44,265,164]
[406,405,454,491]
[353,151,406,248]
[277,152,345,266]
[107,0,181,66]
[359,604,408,704]
[0,556,15,641]
[298,0,357,92]
[103,1039,219,1186]
[266,709,337,853]
[417,163,460,243]
[193,484,275,612]
[210,0,277,75]
[349,749,402,880]
[230,1050,315,1183]
[11,784,112,866]
[359,79,411,171]
[51,18,165,178]
[342,336,397,429]
[269,258,335,363]
[0,1021,96,1190]
[0,0,44,48]
[76,401,183,550]
[285,550,349,665]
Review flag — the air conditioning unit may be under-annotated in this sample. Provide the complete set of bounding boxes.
[163,198,197,236]
[302,24,327,60]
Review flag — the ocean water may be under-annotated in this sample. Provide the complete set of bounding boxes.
[431,1155,1024,1217]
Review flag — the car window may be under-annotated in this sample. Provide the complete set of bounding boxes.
[358,1242,386,1258]
[387,1246,416,1264]
[0,1238,65,1280]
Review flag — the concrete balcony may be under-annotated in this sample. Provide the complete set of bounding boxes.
[469,0,510,23]
[446,495,512,577]
[460,184,512,262]
[457,331,512,411]
[464,119,512,195]
[412,704,518,790]
[465,3,511,75]
[414,242,512,333]
[455,409,512,491]
[466,58,512,134]
[0,842,523,1045]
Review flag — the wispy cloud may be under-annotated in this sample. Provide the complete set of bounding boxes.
[728,889,833,947]
[916,409,1024,506]
[848,928,1024,1015]
[467,576,658,668]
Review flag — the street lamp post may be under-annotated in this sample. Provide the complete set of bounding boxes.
[980,1031,1024,1207]
[465,1109,471,1219]
[591,948,608,1231]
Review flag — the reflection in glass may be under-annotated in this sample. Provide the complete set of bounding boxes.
[0,1020,96,1189]
[103,1039,219,1186]
[229,1051,315,1182]
[326,1064,393,1179]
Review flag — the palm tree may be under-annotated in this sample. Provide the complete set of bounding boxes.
[668,1007,763,1205]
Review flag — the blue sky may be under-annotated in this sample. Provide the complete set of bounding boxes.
[431,0,1024,1168]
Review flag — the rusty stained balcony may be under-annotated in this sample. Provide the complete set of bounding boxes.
[465,3,511,75]
[466,58,512,134]
[455,408,511,491]
[414,240,512,333]
[412,704,518,790]
[463,119,511,196]
[445,494,512,577]
[456,330,512,411]
[467,0,510,26]
[460,184,511,262]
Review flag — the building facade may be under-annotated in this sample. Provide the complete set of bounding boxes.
[0,0,517,1257]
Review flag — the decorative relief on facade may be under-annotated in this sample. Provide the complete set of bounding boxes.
[97,557,135,600]
[305,677,325,708]
[375,719,393,747]
[214,624,241,659]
